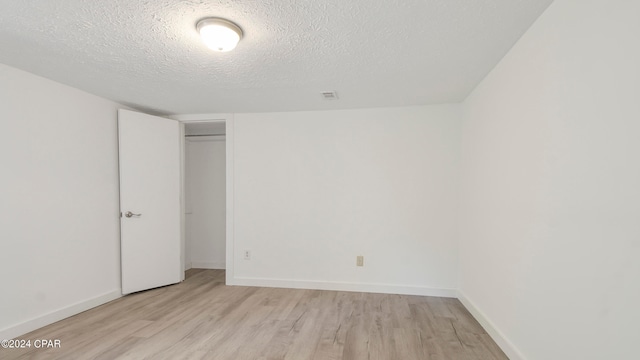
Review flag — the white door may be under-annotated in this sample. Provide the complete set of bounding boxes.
[118,109,182,295]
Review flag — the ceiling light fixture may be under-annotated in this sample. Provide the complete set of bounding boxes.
[196,18,243,52]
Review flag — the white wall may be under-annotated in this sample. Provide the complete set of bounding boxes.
[458,1,640,359]
[231,105,461,296]
[0,63,123,338]
[185,138,226,269]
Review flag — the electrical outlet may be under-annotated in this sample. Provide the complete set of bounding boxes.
[244,250,251,260]
[356,256,364,267]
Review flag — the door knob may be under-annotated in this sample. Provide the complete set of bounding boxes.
[125,211,142,218]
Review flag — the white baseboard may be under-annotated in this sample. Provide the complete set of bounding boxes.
[191,261,226,270]
[0,290,122,340]
[229,276,457,298]
[457,290,525,360]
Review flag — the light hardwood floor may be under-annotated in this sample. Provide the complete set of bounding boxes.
[2,270,507,359]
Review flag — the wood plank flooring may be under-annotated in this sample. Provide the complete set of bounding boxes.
[1,269,507,360]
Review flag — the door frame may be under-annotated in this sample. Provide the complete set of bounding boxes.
[171,113,235,285]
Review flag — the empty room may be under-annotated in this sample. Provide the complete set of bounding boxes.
[1,1,638,359]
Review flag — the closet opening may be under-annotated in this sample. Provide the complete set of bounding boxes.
[183,121,226,274]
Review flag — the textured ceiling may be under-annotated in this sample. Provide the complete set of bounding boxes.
[0,0,553,115]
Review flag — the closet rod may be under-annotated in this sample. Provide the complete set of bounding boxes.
[185,134,226,137]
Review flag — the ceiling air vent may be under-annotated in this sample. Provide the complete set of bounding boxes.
[320,91,339,100]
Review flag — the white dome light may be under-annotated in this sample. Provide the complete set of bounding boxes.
[197,18,243,52]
